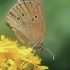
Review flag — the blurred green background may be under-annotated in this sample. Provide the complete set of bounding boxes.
[0,0,70,70]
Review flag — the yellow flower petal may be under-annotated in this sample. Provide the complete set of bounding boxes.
[18,48,32,55]
[41,66,49,70]
[0,35,48,70]
[0,48,7,52]
[1,35,5,40]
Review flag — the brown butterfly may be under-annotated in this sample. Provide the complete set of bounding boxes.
[6,0,55,59]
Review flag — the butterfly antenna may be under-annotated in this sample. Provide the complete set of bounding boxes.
[44,48,56,60]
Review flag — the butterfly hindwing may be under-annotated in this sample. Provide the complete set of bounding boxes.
[6,0,45,48]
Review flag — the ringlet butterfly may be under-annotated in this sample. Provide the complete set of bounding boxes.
[6,0,55,59]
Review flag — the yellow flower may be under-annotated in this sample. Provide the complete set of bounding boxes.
[0,35,48,70]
